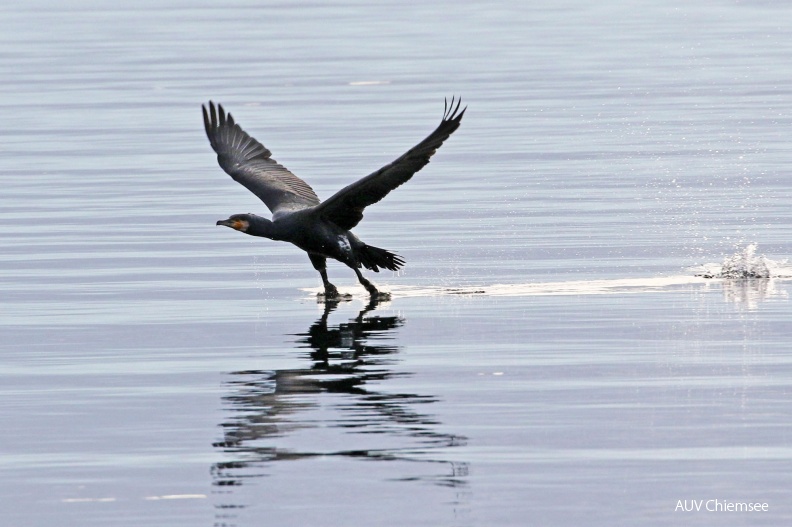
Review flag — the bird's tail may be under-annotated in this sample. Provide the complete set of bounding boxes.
[358,245,405,272]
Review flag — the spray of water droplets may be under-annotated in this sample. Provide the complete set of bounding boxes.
[693,243,791,279]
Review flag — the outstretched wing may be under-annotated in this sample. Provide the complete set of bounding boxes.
[203,101,320,215]
[314,97,466,230]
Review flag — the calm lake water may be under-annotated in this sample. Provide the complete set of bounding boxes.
[2,1,792,526]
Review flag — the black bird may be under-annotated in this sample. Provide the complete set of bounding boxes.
[204,98,466,298]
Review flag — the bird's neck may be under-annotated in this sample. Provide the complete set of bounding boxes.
[245,215,276,239]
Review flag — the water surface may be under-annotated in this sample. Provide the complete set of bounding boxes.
[2,1,792,526]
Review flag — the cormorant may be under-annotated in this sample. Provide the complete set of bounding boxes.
[203,98,466,298]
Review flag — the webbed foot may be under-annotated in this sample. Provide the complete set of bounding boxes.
[373,290,391,300]
[360,280,390,300]
[317,283,353,303]
[352,268,391,300]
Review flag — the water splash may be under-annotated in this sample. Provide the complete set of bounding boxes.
[719,243,770,278]
[693,244,791,279]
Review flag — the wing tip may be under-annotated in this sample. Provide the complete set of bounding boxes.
[443,96,466,122]
[203,100,241,141]
[202,100,222,133]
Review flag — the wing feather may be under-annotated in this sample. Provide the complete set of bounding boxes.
[202,101,320,215]
[314,97,465,230]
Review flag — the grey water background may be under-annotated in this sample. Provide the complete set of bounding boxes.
[2,1,792,525]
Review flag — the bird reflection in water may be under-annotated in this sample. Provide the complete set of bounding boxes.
[211,298,467,505]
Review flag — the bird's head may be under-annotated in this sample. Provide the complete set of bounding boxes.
[216,214,251,233]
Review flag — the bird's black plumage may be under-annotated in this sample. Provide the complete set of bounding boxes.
[315,97,465,230]
[202,102,320,216]
[204,98,466,298]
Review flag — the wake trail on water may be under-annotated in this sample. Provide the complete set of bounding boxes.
[305,276,713,299]
[303,244,791,299]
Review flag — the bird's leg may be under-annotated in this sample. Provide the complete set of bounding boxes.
[319,268,340,298]
[309,254,339,298]
[354,268,383,298]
